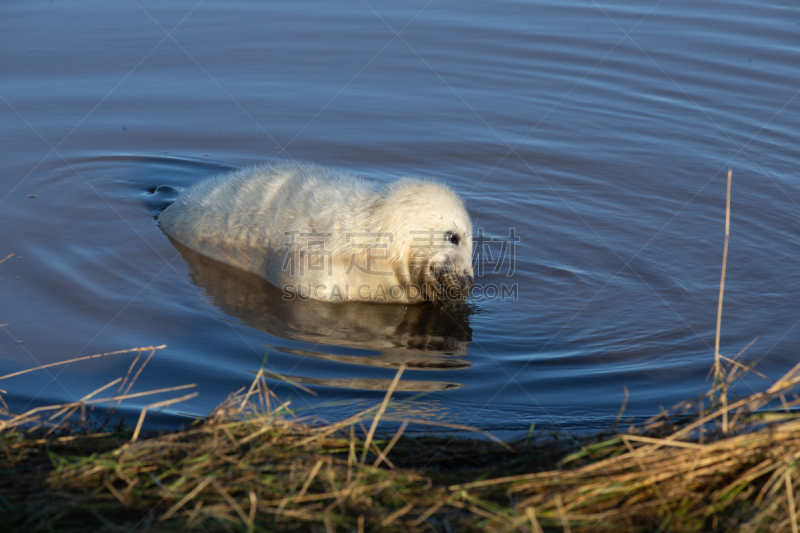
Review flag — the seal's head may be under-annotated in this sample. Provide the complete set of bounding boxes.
[380,179,474,301]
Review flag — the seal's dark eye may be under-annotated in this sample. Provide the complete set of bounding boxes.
[447,232,460,246]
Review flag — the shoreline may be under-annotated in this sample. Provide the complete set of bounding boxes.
[4,353,800,532]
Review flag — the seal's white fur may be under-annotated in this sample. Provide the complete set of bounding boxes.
[159,162,473,303]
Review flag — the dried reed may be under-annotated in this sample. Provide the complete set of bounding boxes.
[2,342,800,532]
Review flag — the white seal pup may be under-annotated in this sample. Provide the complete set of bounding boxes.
[158,162,474,303]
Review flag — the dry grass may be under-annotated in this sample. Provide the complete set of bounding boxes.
[2,344,800,532]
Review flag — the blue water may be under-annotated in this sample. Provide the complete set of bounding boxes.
[1,0,799,436]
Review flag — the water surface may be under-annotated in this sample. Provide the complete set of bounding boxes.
[1,0,799,436]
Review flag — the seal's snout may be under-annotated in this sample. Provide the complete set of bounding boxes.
[455,272,474,300]
[426,262,474,301]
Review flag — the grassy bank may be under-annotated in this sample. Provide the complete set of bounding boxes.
[3,344,800,533]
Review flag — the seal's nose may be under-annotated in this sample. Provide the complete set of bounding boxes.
[464,274,474,292]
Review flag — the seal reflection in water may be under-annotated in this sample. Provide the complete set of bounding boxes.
[158,162,474,303]
[172,240,472,392]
